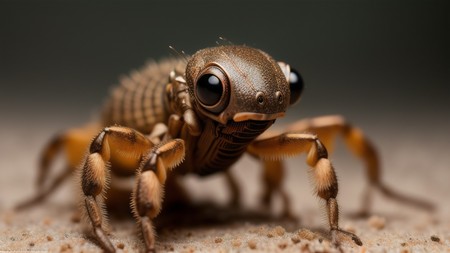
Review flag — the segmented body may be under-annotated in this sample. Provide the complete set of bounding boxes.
[101,58,273,175]
[102,59,185,134]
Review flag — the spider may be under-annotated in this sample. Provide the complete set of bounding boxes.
[17,45,433,252]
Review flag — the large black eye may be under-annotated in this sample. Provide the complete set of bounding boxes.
[195,66,230,113]
[196,74,223,106]
[289,68,304,105]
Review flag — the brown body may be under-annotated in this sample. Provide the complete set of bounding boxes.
[17,45,434,253]
[102,47,287,177]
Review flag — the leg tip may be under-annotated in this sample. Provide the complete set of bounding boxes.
[331,228,363,247]
[352,235,363,246]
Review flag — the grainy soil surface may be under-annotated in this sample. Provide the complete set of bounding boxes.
[1,123,449,253]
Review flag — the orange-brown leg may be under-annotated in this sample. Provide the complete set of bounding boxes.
[248,130,293,218]
[15,124,101,210]
[224,170,240,207]
[81,126,152,253]
[16,165,73,210]
[132,170,161,253]
[131,140,184,253]
[248,132,362,246]
[81,126,184,253]
[285,115,434,215]
[224,160,289,212]
[259,159,293,218]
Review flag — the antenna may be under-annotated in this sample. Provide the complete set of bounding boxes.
[216,36,234,45]
[168,45,189,62]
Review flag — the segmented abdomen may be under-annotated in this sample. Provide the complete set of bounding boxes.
[102,58,186,134]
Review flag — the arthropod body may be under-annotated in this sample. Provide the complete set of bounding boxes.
[18,45,433,253]
[102,47,290,177]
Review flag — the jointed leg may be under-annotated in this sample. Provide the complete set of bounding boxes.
[16,166,73,210]
[15,124,101,210]
[82,152,114,252]
[80,126,151,252]
[248,133,362,246]
[285,115,434,214]
[81,126,184,252]
[223,166,292,215]
[36,135,64,188]
[224,170,240,206]
[132,140,185,252]
[258,159,293,218]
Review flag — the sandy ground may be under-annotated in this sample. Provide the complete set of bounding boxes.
[1,121,449,253]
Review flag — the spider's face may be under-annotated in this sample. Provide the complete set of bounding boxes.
[186,45,304,124]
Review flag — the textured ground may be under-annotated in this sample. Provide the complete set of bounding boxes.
[1,120,449,253]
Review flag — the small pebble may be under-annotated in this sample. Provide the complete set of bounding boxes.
[300,242,310,252]
[214,237,223,243]
[297,229,318,240]
[248,239,257,249]
[291,235,301,244]
[273,226,286,236]
[430,235,440,242]
[47,236,53,241]
[368,215,386,230]
[29,242,35,247]
[117,243,125,249]
[278,241,288,249]
[164,245,175,251]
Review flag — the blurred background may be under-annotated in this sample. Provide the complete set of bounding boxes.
[0,0,449,210]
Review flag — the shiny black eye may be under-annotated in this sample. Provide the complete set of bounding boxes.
[289,68,304,105]
[196,74,223,106]
[195,65,230,114]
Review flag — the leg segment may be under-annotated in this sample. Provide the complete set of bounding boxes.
[81,125,184,253]
[82,152,115,252]
[224,170,240,206]
[80,126,154,253]
[15,124,101,210]
[132,140,185,253]
[223,166,291,214]
[259,159,293,218]
[16,166,73,210]
[247,130,293,217]
[132,169,162,253]
[286,115,433,214]
[36,135,64,188]
[248,133,362,246]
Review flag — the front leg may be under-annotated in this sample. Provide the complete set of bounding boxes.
[132,139,185,253]
[81,126,184,252]
[248,133,362,246]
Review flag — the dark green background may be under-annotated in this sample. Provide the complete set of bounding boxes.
[1,0,448,133]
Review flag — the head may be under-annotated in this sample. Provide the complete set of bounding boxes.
[185,45,304,124]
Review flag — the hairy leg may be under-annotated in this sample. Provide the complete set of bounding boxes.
[248,132,362,246]
[285,115,433,214]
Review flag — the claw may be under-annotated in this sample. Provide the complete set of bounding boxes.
[331,228,363,247]
[94,227,116,253]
